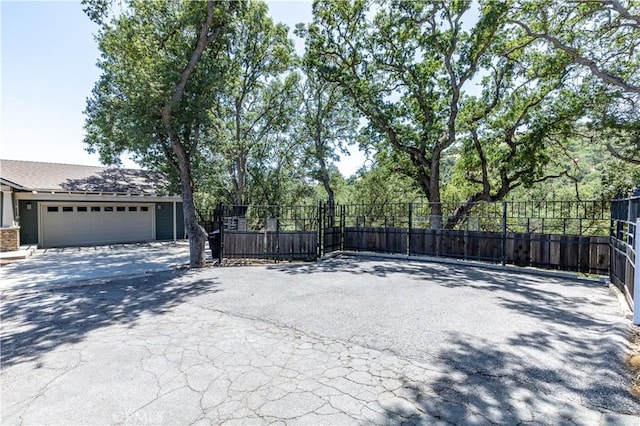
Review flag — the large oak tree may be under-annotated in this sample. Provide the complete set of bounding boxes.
[83,0,241,267]
[306,0,586,228]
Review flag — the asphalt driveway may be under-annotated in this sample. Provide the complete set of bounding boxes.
[0,241,190,292]
[1,256,639,424]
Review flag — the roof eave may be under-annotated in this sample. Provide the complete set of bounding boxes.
[0,178,26,191]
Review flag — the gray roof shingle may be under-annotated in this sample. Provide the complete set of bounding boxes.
[0,159,172,195]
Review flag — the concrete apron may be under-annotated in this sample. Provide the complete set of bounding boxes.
[0,241,190,293]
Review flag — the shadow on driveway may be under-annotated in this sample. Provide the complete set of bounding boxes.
[0,270,220,368]
[267,256,611,328]
[268,257,640,419]
[376,329,639,424]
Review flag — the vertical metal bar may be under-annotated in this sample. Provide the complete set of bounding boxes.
[340,204,345,252]
[502,201,507,266]
[408,202,413,256]
[634,218,640,325]
[545,200,548,219]
[317,200,322,259]
[629,198,634,244]
[218,203,224,264]
[276,206,280,263]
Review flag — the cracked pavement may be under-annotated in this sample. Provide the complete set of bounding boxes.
[2,256,640,425]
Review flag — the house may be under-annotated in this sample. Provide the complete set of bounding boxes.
[0,159,185,251]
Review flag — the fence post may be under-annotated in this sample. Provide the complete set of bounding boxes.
[502,201,507,266]
[340,204,345,252]
[634,218,640,325]
[408,203,413,256]
[218,203,224,264]
[276,205,280,263]
[317,200,323,259]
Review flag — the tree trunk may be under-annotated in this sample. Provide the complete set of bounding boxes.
[444,193,486,230]
[159,0,226,268]
[428,149,443,229]
[233,154,246,205]
[177,160,207,268]
[316,135,335,226]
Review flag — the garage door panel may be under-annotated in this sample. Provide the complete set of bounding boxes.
[41,203,154,248]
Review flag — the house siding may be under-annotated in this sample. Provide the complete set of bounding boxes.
[155,202,185,240]
[18,200,38,245]
[177,203,185,238]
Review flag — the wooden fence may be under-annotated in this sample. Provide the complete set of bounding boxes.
[342,227,609,274]
[222,231,317,261]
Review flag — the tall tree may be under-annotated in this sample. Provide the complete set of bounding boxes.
[214,0,296,206]
[307,0,581,228]
[292,55,360,211]
[83,0,240,267]
[443,31,587,225]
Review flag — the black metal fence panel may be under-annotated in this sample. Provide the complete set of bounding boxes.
[202,200,612,273]
[610,196,639,306]
[405,199,609,234]
[337,200,610,274]
[204,204,319,261]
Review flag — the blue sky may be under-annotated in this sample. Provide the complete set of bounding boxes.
[1,0,365,176]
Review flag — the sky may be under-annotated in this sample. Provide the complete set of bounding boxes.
[0,0,366,176]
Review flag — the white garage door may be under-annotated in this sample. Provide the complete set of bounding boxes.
[41,203,154,248]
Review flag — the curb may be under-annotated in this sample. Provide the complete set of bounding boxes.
[0,246,37,264]
[607,281,633,321]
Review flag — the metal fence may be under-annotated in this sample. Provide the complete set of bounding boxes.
[340,200,609,235]
[202,199,611,273]
[610,196,639,308]
[335,200,610,274]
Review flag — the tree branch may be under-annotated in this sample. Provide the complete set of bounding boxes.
[606,142,640,164]
[511,18,640,94]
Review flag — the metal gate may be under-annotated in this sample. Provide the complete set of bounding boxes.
[610,195,639,308]
[211,204,318,262]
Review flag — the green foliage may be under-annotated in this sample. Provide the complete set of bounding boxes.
[84,0,242,267]
[512,0,640,167]
[348,162,422,206]
[211,0,299,205]
[84,0,639,226]
[304,0,593,227]
[290,42,362,205]
[84,0,234,173]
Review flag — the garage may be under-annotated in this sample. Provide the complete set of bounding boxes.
[2,159,184,248]
[40,202,154,248]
